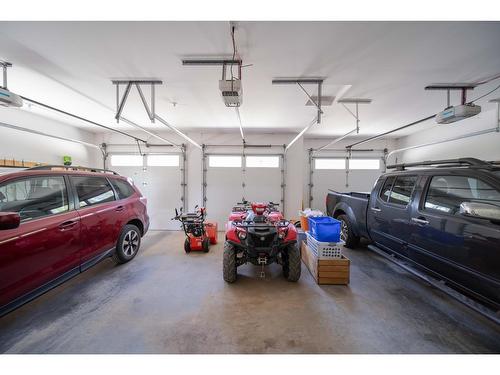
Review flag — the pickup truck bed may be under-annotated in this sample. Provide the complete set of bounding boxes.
[326,190,371,241]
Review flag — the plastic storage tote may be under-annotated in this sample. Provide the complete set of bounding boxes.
[306,231,343,258]
[307,216,341,242]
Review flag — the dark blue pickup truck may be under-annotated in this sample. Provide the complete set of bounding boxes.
[326,158,500,310]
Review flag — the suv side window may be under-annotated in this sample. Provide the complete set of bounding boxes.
[71,176,115,208]
[110,178,135,200]
[387,175,417,206]
[379,176,395,202]
[0,176,69,222]
[424,175,500,214]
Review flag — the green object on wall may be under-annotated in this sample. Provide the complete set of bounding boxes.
[63,155,72,166]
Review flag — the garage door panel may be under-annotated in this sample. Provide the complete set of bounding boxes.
[206,168,242,228]
[311,157,383,211]
[244,168,281,205]
[110,154,182,231]
[312,169,345,211]
[206,154,283,229]
[143,166,182,230]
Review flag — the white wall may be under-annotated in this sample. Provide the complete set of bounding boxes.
[0,107,100,167]
[393,106,500,164]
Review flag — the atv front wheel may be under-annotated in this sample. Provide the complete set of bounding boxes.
[184,238,191,253]
[223,242,237,283]
[283,243,301,282]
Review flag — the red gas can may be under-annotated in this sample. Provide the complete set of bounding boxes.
[205,222,218,244]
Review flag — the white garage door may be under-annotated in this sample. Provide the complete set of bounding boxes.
[310,156,384,211]
[109,153,184,230]
[205,154,283,228]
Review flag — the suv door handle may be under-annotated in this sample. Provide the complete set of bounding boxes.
[371,207,381,212]
[59,220,78,230]
[115,206,125,212]
[412,217,429,225]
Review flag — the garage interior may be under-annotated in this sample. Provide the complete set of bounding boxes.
[1,21,500,354]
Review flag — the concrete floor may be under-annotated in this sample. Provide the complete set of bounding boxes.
[1,231,499,354]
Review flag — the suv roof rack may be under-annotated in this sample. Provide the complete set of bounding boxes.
[386,158,494,171]
[27,165,119,175]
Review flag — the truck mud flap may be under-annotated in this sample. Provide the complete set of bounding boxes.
[367,244,500,326]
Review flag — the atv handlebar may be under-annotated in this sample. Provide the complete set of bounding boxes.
[172,206,206,221]
[232,219,291,228]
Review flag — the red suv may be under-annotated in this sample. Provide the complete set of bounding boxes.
[0,166,149,316]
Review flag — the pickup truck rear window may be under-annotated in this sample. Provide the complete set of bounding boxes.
[379,176,395,202]
[388,176,417,205]
[424,175,500,214]
[379,175,417,206]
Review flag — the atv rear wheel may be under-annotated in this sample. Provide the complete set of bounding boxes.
[202,237,210,253]
[223,242,237,283]
[184,238,191,253]
[283,243,301,282]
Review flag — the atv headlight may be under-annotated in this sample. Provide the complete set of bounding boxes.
[237,229,247,240]
[278,229,287,239]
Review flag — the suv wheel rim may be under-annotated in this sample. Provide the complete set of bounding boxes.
[123,230,139,257]
[340,220,348,242]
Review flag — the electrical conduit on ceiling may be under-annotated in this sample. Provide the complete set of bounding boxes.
[386,126,500,165]
[20,96,148,144]
[0,120,104,155]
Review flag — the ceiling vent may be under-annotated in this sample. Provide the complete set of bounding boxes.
[305,96,335,106]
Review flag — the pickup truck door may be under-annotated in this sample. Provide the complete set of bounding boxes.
[367,175,418,257]
[407,173,500,307]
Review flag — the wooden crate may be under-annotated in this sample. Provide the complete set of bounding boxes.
[301,241,350,285]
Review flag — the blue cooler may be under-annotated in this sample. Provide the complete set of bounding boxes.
[307,216,341,242]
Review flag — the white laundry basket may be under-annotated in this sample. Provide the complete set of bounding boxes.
[306,231,343,259]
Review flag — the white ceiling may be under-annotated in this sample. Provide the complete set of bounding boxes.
[1,21,500,138]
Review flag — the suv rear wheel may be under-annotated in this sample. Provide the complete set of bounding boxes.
[113,224,141,264]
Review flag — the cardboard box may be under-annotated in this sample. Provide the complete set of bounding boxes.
[301,241,350,285]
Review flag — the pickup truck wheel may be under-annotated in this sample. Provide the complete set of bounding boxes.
[223,242,237,283]
[338,214,360,248]
[283,243,301,282]
[112,224,141,264]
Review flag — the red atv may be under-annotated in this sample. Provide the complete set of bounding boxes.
[223,201,301,283]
